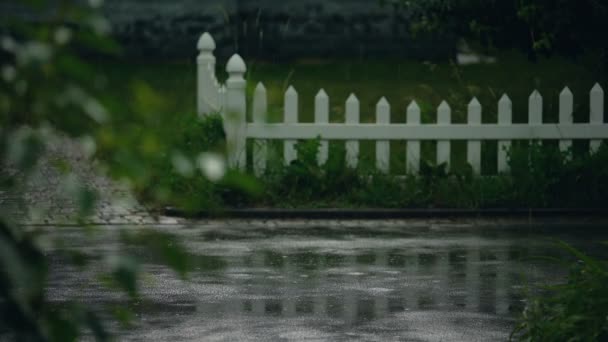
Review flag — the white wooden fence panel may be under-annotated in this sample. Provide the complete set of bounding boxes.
[467,98,482,174]
[406,101,421,174]
[590,83,604,153]
[437,101,451,168]
[284,86,299,165]
[498,94,512,173]
[196,33,608,176]
[253,82,268,177]
[376,97,390,173]
[315,89,330,166]
[559,87,574,154]
[346,94,360,169]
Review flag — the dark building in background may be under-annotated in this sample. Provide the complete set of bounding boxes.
[1,0,456,61]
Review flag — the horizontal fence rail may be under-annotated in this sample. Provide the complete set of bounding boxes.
[245,123,608,141]
[196,32,607,176]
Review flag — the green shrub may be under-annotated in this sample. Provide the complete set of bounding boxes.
[512,242,608,341]
[138,115,608,210]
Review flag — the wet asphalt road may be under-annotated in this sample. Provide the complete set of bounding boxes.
[41,220,607,341]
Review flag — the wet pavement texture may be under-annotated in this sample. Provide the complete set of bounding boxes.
[43,221,607,341]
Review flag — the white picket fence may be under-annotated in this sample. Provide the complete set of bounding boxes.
[197,32,608,176]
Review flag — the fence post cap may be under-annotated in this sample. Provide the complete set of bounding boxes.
[591,83,604,93]
[560,86,572,96]
[226,54,246,74]
[197,32,216,51]
[499,94,511,103]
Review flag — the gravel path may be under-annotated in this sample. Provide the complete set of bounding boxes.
[0,131,181,226]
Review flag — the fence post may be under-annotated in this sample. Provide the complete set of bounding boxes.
[197,32,218,117]
[225,54,247,170]
[407,101,421,175]
[498,94,512,173]
[376,97,390,173]
[590,83,604,153]
[346,94,360,169]
[437,101,451,169]
[467,98,482,175]
[253,83,268,177]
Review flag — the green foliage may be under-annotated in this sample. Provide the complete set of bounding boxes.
[512,242,608,341]
[151,133,604,209]
[509,142,608,208]
[0,2,211,340]
[396,0,608,65]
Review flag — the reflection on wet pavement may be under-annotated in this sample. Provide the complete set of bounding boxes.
[44,222,606,341]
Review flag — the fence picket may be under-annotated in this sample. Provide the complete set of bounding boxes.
[407,101,421,175]
[437,101,451,168]
[284,86,299,165]
[253,82,268,177]
[346,94,360,169]
[529,90,543,125]
[376,97,391,173]
[467,97,482,174]
[590,83,604,153]
[498,94,512,173]
[315,89,330,166]
[559,87,574,154]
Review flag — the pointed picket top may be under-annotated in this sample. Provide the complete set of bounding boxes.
[407,100,421,124]
[499,94,512,105]
[315,88,328,100]
[408,100,420,112]
[468,97,481,108]
[559,86,574,124]
[377,96,390,107]
[255,82,266,93]
[468,97,481,124]
[529,90,543,124]
[226,54,246,74]
[437,101,451,124]
[346,93,359,104]
[590,82,604,124]
[376,97,390,124]
[529,89,542,100]
[285,85,298,96]
[197,32,216,51]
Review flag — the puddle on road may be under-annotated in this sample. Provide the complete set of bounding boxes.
[45,223,607,341]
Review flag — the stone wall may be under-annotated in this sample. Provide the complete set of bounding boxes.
[1,0,455,61]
